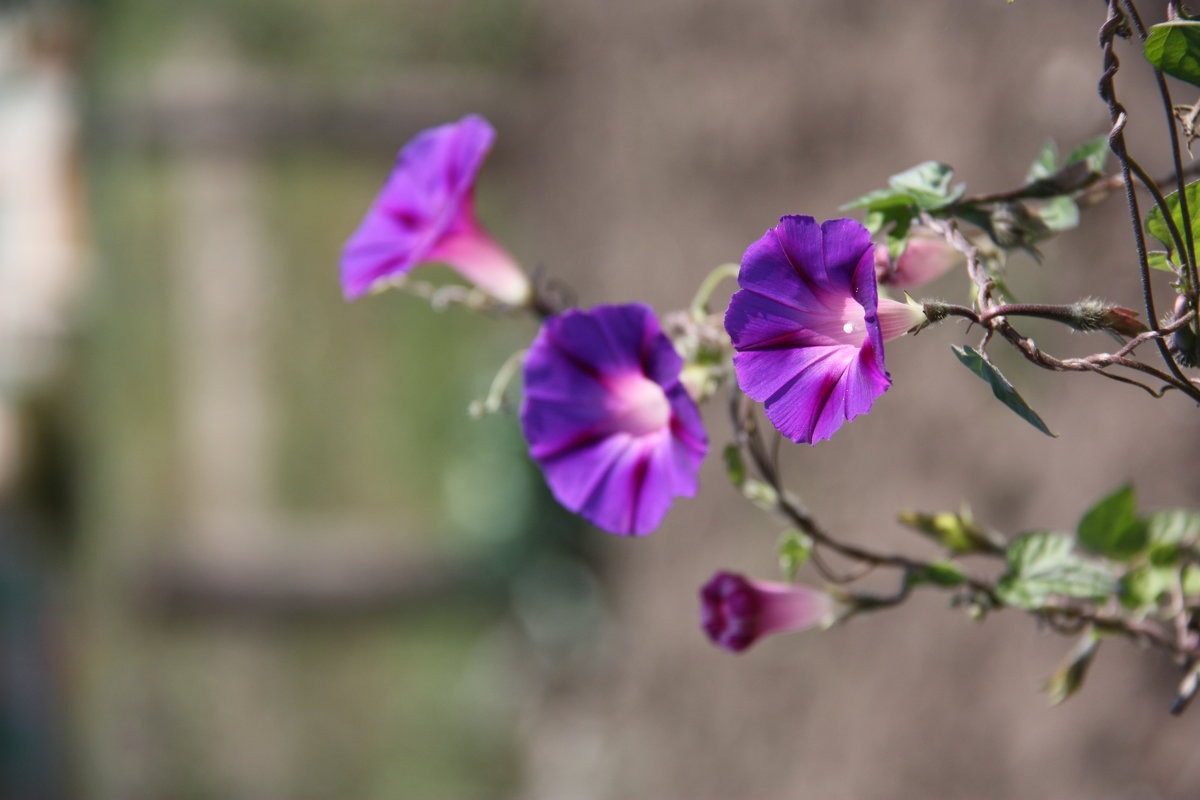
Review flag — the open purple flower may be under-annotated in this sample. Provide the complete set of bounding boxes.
[520,303,708,536]
[724,215,925,444]
[701,571,833,653]
[341,114,532,306]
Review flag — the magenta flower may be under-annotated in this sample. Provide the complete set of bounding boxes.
[700,571,833,653]
[520,304,708,536]
[341,114,532,305]
[724,215,924,444]
[874,227,963,289]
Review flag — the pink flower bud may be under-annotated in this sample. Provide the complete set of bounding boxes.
[875,229,963,289]
[700,571,833,653]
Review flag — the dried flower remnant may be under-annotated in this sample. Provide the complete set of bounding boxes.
[700,571,834,653]
[341,114,532,305]
[520,304,708,536]
[725,215,925,444]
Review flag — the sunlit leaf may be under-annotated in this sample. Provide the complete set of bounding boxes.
[1077,484,1147,562]
[887,161,965,210]
[1145,180,1200,258]
[1064,136,1109,173]
[1147,251,1176,273]
[996,532,1115,609]
[1036,196,1080,232]
[1026,138,1058,183]
[1145,20,1200,89]
[1147,508,1200,545]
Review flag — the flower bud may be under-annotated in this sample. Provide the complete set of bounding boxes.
[875,228,963,289]
[700,571,833,653]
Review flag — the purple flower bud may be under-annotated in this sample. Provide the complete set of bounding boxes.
[700,571,834,653]
[341,115,532,306]
[874,228,963,289]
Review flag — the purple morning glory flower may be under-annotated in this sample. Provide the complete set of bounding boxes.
[520,303,708,536]
[341,114,532,305]
[724,215,925,444]
[700,571,833,653]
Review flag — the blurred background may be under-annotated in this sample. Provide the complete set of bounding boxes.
[4,0,1200,797]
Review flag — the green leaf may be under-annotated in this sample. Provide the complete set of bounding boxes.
[1026,138,1058,183]
[908,561,969,588]
[841,187,915,212]
[778,530,812,581]
[995,532,1116,610]
[722,444,745,488]
[1077,484,1147,562]
[1064,136,1109,173]
[1147,508,1200,546]
[1147,251,1176,273]
[887,161,965,210]
[896,508,1002,555]
[885,215,913,260]
[1183,564,1200,596]
[951,345,1056,437]
[1119,564,1174,610]
[1036,196,1080,232]
[1144,180,1200,257]
[1145,20,1200,90]
[1044,631,1100,707]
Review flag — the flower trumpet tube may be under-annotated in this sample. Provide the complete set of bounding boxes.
[700,571,834,653]
[520,304,708,536]
[724,215,925,444]
[341,114,533,306]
